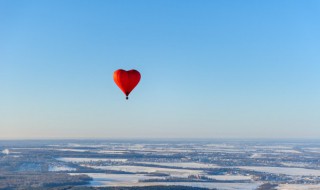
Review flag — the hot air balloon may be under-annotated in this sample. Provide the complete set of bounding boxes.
[113,69,141,100]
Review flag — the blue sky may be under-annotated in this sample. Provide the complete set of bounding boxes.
[1,0,320,139]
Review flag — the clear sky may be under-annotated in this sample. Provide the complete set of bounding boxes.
[1,0,320,139]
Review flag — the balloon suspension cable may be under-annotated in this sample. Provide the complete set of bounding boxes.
[126,96,129,100]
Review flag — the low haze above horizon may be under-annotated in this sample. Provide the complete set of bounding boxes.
[1,0,320,139]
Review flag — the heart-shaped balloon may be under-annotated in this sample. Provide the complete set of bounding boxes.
[113,69,141,99]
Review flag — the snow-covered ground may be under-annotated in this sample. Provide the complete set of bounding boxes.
[277,184,320,190]
[57,157,127,163]
[2,149,10,154]
[281,162,311,168]
[70,173,164,186]
[49,165,76,171]
[135,162,219,169]
[56,148,89,152]
[206,175,252,181]
[304,148,320,154]
[70,173,261,190]
[274,149,301,154]
[97,150,128,154]
[250,153,263,158]
[238,166,320,176]
[253,145,293,149]
[83,165,204,178]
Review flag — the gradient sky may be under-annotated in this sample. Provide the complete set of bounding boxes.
[1,0,320,139]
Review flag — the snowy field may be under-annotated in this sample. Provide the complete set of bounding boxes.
[49,165,76,172]
[57,157,128,163]
[277,184,320,190]
[206,175,252,181]
[70,173,260,190]
[135,162,219,169]
[84,165,204,178]
[238,166,320,176]
[50,140,320,189]
[56,148,89,152]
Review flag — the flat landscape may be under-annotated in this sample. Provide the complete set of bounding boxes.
[1,140,320,189]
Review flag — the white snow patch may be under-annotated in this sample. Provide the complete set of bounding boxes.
[57,157,127,163]
[239,166,320,176]
[281,162,310,168]
[250,153,262,158]
[71,173,261,189]
[136,162,219,169]
[207,175,252,181]
[97,150,127,154]
[2,149,9,155]
[56,149,88,152]
[274,149,301,154]
[49,165,76,171]
[277,184,320,190]
[84,165,203,178]
[305,148,320,153]
[70,173,163,186]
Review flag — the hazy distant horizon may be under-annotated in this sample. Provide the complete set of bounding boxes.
[1,137,320,142]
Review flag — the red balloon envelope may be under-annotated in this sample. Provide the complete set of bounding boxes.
[113,69,141,99]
